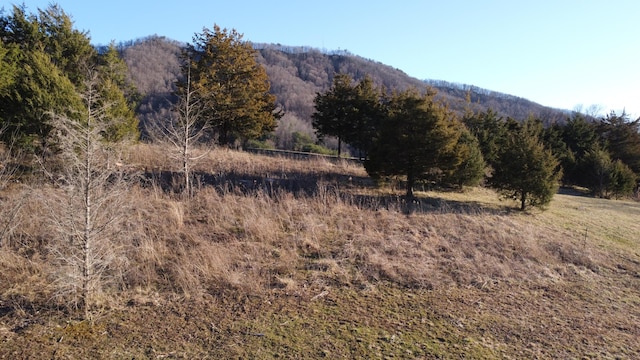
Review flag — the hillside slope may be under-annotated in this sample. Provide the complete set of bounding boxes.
[121,37,570,145]
[254,44,568,124]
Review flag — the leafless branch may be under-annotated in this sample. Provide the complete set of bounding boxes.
[43,70,135,320]
[148,64,209,197]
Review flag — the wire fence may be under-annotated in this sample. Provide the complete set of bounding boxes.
[244,147,364,164]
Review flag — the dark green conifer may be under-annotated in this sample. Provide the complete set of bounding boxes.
[365,88,461,200]
[184,25,281,146]
[491,119,561,210]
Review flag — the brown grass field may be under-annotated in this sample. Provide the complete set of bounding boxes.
[1,144,639,359]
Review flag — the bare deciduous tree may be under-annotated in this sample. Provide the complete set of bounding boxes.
[150,65,208,197]
[43,71,134,320]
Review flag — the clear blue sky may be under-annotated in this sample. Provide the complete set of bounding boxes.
[11,0,640,117]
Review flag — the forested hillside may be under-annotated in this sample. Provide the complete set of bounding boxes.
[121,37,569,146]
[118,36,184,135]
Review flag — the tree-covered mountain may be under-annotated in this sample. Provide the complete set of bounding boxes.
[118,36,183,136]
[255,43,569,121]
[121,36,570,146]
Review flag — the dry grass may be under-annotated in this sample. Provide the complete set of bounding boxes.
[127,142,366,178]
[1,143,639,358]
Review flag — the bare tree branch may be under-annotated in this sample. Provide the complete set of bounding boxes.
[43,70,136,320]
[148,63,209,197]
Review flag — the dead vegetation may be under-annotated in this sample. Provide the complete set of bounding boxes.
[1,144,639,358]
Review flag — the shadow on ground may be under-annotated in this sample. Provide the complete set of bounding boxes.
[142,169,511,215]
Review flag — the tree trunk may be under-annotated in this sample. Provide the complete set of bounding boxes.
[183,133,190,196]
[83,106,92,321]
[406,171,415,201]
[520,191,527,211]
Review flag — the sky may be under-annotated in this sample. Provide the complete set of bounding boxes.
[9,0,639,118]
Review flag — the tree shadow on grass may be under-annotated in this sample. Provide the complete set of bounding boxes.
[142,169,512,215]
[557,186,592,197]
[348,192,513,216]
[142,169,372,195]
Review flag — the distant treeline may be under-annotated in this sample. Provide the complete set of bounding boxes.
[252,43,354,57]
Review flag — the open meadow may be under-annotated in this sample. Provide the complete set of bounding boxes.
[1,144,639,359]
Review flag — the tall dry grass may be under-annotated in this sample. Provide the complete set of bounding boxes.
[127,143,366,179]
[1,144,636,314]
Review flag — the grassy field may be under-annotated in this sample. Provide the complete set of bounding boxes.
[1,144,639,359]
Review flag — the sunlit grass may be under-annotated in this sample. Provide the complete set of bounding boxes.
[1,143,639,358]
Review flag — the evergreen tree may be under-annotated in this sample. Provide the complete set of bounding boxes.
[579,148,637,198]
[96,44,139,141]
[491,119,561,210]
[0,48,82,150]
[609,160,637,199]
[312,73,354,156]
[580,148,613,198]
[35,4,95,87]
[442,125,486,189]
[0,42,17,97]
[0,5,95,86]
[563,113,599,158]
[597,111,640,175]
[558,113,600,185]
[462,108,507,168]
[0,5,41,52]
[365,88,461,200]
[184,25,280,146]
[542,123,572,181]
[0,42,18,131]
[312,74,383,157]
[0,4,100,150]
[348,76,384,158]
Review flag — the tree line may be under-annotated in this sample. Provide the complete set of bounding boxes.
[464,108,639,200]
[0,5,281,151]
[120,35,572,152]
[312,74,640,208]
[312,75,560,210]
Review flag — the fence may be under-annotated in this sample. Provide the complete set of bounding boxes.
[244,148,363,164]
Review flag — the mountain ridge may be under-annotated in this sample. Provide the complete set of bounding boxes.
[121,36,571,147]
